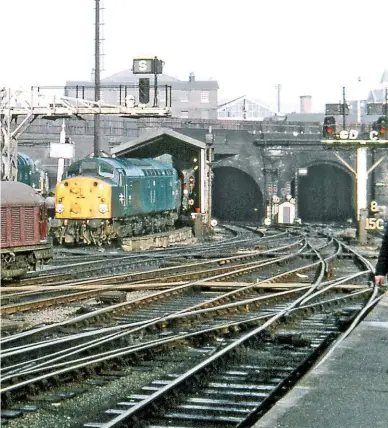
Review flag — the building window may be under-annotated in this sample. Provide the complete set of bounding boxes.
[181,91,189,103]
[181,110,189,118]
[201,91,210,103]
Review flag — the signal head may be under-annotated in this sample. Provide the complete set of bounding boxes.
[374,116,387,138]
[323,116,336,139]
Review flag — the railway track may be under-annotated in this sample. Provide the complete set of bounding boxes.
[3,224,255,288]
[0,231,303,314]
[0,225,383,427]
[1,282,379,427]
[82,292,376,428]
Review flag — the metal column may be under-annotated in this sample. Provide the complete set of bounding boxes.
[200,148,206,214]
[93,0,101,157]
[356,147,368,220]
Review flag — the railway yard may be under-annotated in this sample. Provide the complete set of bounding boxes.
[1,1,388,426]
[1,223,386,428]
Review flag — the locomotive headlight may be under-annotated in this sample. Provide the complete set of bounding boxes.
[56,203,65,213]
[98,203,108,214]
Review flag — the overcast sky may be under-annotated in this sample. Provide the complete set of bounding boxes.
[1,0,387,113]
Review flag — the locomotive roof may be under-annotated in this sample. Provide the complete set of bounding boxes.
[104,157,175,175]
[18,152,35,166]
[67,157,176,177]
[0,181,43,206]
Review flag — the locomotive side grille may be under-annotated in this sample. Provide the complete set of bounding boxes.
[24,207,35,242]
[1,207,7,246]
[11,207,21,242]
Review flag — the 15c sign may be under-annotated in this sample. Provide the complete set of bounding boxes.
[365,201,385,230]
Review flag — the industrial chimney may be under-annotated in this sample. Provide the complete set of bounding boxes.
[300,95,312,114]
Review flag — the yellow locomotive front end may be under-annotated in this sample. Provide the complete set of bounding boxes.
[51,177,113,245]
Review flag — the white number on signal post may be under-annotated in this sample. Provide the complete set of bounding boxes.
[365,218,384,230]
[370,201,379,213]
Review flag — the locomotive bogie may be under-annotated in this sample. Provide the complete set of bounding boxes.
[51,211,178,245]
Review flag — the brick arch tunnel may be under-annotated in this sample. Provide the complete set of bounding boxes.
[212,167,264,221]
[294,164,356,223]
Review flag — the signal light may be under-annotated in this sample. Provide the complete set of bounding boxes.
[323,116,336,139]
[138,78,150,104]
[373,116,387,137]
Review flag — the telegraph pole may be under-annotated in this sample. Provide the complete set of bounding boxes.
[342,86,347,129]
[275,84,281,113]
[356,76,362,123]
[94,0,101,157]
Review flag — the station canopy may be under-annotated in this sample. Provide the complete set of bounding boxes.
[111,128,207,160]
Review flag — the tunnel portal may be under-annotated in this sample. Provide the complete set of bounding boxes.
[296,164,355,223]
[212,167,264,221]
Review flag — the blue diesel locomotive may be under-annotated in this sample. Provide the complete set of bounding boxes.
[50,156,182,245]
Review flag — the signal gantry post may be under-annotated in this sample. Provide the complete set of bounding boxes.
[321,97,388,244]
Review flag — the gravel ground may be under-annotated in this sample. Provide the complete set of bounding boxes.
[2,306,80,334]
[4,352,194,428]
[1,289,158,334]
[2,288,186,427]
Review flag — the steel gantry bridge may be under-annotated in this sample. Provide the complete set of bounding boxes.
[0,87,171,181]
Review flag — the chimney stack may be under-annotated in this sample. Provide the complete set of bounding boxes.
[300,95,312,114]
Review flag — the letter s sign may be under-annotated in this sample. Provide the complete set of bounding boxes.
[138,60,148,72]
[133,59,152,74]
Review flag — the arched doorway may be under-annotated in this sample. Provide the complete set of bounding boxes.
[212,167,264,221]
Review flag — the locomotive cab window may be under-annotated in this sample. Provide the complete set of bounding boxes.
[98,162,114,179]
[81,160,98,174]
[64,164,80,178]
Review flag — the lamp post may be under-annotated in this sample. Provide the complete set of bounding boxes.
[356,76,362,124]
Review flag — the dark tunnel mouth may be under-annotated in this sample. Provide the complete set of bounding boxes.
[295,164,356,223]
[212,164,356,224]
[212,167,264,221]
